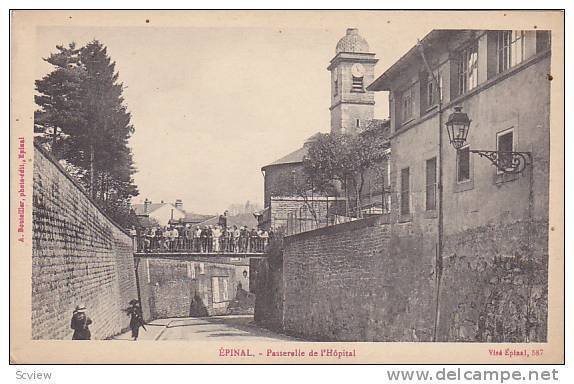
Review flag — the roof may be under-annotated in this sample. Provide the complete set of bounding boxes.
[262,146,308,170]
[183,212,216,223]
[196,213,258,229]
[132,202,173,216]
[336,28,370,54]
[261,132,322,170]
[367,29,447,92]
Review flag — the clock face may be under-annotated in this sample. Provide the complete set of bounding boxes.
[351,63,365,77]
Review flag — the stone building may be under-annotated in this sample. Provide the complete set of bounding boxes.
[261,28,390,231]
[256,28,552,343]
[132,198,186,226]
[368,29,550,256]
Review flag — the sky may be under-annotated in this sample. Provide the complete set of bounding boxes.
[34,13,432,214]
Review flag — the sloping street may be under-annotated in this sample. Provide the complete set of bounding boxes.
[113,315,297,342]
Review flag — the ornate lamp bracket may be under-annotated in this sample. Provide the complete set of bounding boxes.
[469,150,532,175]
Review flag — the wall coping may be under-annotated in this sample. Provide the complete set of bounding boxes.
[34,141,131,238]
[284,214,390,243]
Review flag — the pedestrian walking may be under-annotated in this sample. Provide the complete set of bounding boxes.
[70,304,92,340]
[125,299,146,341]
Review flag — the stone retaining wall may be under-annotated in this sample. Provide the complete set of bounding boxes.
[32,144,138,340]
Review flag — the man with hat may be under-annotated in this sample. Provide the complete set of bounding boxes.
[70,304,92,340]
[126,299,146,341]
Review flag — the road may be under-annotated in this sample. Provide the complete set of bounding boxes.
[113,315,298,342]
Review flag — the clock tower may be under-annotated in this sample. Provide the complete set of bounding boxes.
[328,28,378,135]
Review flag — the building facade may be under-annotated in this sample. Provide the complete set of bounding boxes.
[368,29,551,341]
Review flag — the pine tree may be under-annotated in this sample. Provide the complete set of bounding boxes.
[35,40,139,227]
[34,43,86,158]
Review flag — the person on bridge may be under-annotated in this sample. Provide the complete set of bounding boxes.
[70,304,92,340]
[239,226,249,253]
[260,229,269,251]
[233,225,240,253]
[170,226,179,251]
[154,227,163,251]
[206,226,214,252]
[184,224,193,250]
[218,210,228,228]
[213,225,222,252]
[200,226,209,252]
[194,226,202,252]
[224,227,233,252]
[126,299,146,341]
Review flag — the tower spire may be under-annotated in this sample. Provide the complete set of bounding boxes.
[328,28,378,135]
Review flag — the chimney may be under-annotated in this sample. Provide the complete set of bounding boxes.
[144,198,151,213]
[175,199,183,210]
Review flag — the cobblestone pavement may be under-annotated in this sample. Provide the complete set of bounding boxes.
[112,315,298,341]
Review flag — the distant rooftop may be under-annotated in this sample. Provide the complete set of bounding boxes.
[261,132,322,170]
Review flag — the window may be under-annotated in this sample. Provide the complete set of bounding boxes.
[427,80,436,107]
[351,76,364,92]
[425,157,437,211]
[457,42,479,95]
[199,262,205,275]
[497,129,514,173]
[211,276,230,304]
[400,167,410,215]
[536,31,551,53]
[355,119,360,130]
[187,262,195,279]
[422,72,442,110]
[334,77,339,96]
[497,31,525,73]
[384,155,392,213]
[457,146,471,183]
[212,277,220,303]
[145,259,151,284]
[401,87,414,123]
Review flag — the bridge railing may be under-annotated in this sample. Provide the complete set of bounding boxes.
[132,235,269,254]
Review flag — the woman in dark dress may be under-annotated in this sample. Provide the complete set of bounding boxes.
[126,299,146,341]
[70,304,92,340]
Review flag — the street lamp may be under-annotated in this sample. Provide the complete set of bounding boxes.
[445,106,532,174]
[445,106,471,150]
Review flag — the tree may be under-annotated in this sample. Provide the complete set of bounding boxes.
[35,40,139,227]
[303,130,388,218]
[34,43,86,158]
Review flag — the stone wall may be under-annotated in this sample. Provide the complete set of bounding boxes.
[32,145,138,340]
[140,258,249,319]
[439,219,548,342]
[281,215,436,341]
[270,215,547,342]
[253,248,284,331]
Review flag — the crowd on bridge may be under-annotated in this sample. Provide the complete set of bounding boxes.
[131,224,273,254]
